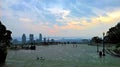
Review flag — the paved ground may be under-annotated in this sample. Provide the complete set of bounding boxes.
[1,44,120,67]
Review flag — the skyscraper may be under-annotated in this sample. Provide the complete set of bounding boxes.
[39,33,42,42]
[29,34,34,43]
[44,37,46,42]
[22,34,26,44]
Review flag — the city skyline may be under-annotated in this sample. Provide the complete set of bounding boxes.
[14,33,83,42]
[0,0,120,38]
[13,33,85,44]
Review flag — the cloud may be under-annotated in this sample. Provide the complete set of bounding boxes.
[46,7,70,19]
[1,0,120,38]
[55,9,120,31]
[19,17,33,23]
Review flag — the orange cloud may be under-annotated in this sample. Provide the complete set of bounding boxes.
[18,10,120,36]
[56,10,120,30]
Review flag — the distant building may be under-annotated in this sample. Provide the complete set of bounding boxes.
[29,34,34,44]
[43,37,46,42]
[35,39,39,43]
[39,34,42,42]
[22,34,26,44]
[47,38,50,42]
[51,39,55,42]
[12,39,20,44]
[81,39,90,44]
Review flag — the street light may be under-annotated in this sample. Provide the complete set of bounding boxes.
[96,37,99,52]
[103,32,105,56]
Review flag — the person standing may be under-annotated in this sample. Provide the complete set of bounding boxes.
[99,51,102,58]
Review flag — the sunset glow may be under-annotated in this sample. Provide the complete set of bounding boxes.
[0,0,120,38]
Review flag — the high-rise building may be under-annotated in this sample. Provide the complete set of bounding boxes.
[22,34,26,44]
[43,37,46,42]
[39,34,42,42]
[29,34,34,43]
[51,39,55,42]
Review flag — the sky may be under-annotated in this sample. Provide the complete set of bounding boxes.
[0,0,120,39]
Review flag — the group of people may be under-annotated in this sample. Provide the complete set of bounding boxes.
[36,57,45,61]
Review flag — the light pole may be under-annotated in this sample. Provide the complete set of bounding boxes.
[97,42,99,52]
[96,37,99,52]
[103,32,105,56]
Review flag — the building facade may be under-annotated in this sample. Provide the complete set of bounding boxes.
[29,34,34,44]
[39,33,42,42]
[22,34,26,44]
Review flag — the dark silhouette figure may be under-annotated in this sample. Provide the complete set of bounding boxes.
[30,45,36,50]
[99,51,102,58]
[40,57,45,60]
[0,21,12,64]
[36,57,39,60]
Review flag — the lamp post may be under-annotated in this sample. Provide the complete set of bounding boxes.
[96,37,99,52]
[103,32,105,56]
[97,43,99,52]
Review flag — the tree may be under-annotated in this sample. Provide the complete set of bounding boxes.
[105,22,120,44]
[91,36,102,44]
[91,36,102,52]
[0,21,12,64]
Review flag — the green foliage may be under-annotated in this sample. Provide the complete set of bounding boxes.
[105,22,120,44]
[116,43,120,49]
[91,36,102,43]
[0,21,12,47]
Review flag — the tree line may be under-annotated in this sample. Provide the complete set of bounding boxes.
[0,21,12,64]
[105,22,120,44]
[91,22,120,45]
